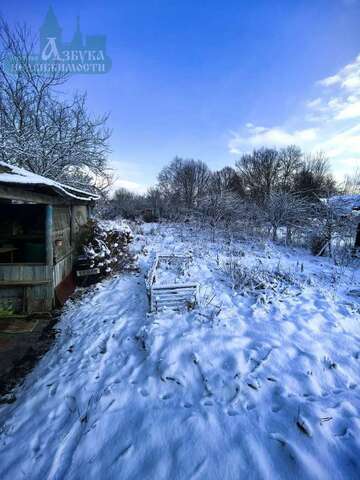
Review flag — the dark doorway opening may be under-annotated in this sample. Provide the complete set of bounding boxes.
[0,203,46,264]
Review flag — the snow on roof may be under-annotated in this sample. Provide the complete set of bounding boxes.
[0,161,99,202]
[328,194,360,214]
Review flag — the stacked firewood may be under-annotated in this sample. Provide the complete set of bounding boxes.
[78,220,135,278]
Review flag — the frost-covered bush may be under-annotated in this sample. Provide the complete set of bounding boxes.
[309,233,328,256]
[78,219,134,278]
[332,245,353,267]
[220,258,296,297]
[195,287,222,326]
[142,209,159,223]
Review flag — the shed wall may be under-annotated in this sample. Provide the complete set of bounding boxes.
[0,197,90,312]
[0,265,52,313]
[52,205,89,288]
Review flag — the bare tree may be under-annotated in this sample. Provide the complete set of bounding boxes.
[294,152,336,198]
[158,157,210,210]
[109,188,145,219]
[197,191,240,241]
[309,197,355,257]
[262,192,311,242]
[235,147,336,204]
[0,18,111,194]
[278,145,303,192]
[235,148,282,203]
[344,168,360,195]
[146,187,163,214]
[210,167,238,194]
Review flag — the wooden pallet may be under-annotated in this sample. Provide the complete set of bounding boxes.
[147,254,198,312]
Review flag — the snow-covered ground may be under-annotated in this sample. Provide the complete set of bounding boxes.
[1,222,360,480]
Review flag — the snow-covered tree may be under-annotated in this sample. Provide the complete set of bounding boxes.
[309,197,357,257]
[344,168,360,195]
[158,157,210,211]
[197,191,240,241]
[0,19,111,194]
[262,192,311,242]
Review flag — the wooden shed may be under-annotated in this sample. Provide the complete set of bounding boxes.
[0,162,98,316]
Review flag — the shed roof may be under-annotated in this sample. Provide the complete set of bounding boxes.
[0,162,99,202]
[328,194,360,214]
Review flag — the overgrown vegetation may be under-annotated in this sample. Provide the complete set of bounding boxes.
[104,147,359,262]
[219,257,298,300]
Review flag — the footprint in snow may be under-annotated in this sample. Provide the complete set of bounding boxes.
[333,388,343,395]
[161,393,172,400]
[227,409,239,416]
[49,384,58,396]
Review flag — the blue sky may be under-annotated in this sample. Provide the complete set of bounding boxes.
[2,0,360,192]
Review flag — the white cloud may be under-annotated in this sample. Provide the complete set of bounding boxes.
[318,54,360,91]
[228,52,360,177]
[306,98,322,108]
[309,54,360,122]
[342,74,360,90]
[229,125,318,154]
[335,99,360,119]
[111,178,147,194]
[318,74,342,87]
[318,124,360,158]
[308,94,360,121]
[107,158,149,195]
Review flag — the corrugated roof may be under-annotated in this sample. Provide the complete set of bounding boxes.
[0,162,99,202]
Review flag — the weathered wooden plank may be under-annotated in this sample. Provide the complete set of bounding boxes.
[156,299,194,307]
[155,292,195,298]
[53,253,74,287]
[152,283,198,289]
[151,284,198,312]
[0,184,69,204]
[155,290,197,299]
[153,290,196,296]
[46,205,53,266]
[157,292,195,297]
[0,265,51,281]
[0,280,50,286]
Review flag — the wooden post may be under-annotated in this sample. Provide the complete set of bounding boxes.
[46,205,53,266]
[356,222,360,248]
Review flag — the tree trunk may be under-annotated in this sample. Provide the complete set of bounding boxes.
[286,227,292,246]
[272,226,278,242]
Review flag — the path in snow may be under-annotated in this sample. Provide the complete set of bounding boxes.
[0,273,152,479]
